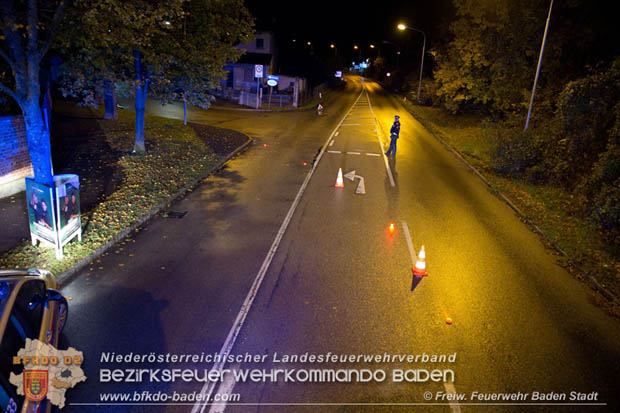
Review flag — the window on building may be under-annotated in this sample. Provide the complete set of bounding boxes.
[256,38,264,49]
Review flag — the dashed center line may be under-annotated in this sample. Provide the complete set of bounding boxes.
[326,151,383,157]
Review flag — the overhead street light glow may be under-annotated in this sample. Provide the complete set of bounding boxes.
[397,23,426,102]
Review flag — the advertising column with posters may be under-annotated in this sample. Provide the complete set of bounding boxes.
[25,174,82,259]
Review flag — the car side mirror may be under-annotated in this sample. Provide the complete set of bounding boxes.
[44,289,64,307]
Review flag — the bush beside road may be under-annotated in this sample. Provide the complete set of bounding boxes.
[0,102,250,280]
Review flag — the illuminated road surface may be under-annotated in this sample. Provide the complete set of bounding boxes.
[61,77,620,412]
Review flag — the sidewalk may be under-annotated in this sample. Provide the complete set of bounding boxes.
[0,101,248,257]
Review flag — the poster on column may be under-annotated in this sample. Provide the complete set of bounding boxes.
[54,174,82,245]
[25,178,58,247]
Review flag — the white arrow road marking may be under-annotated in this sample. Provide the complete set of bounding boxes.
[344,170,356,181]
[355,176,365,194]
[344,170,365,194]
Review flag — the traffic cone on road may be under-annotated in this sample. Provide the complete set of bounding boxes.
[412,245,428,276]
[335,168,344,187]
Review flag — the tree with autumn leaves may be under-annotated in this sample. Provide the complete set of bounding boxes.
[0,0,254,187]
[58,0,253,152]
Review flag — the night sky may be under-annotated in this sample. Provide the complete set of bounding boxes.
[244,0,453,62]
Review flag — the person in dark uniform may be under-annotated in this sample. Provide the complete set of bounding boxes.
[385,115,401,157]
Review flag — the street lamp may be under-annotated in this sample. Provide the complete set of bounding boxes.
[330,43,338,56]
[369,43,380,58]
[398,23,426,102]
[353,44,361,62]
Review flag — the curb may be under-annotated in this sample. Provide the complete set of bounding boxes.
[56,135,254,287]
[402,101,619,305]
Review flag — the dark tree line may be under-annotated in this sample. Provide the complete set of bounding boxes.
[431,0,620,252]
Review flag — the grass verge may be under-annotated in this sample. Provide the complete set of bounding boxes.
[0,103,245,279]
[403,102,620,316]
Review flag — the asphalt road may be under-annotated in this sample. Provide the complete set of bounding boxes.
[59,77,620,412]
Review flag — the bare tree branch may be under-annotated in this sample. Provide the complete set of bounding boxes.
[0,80,23,108]
[0,48,18,73]
[0,0,26,72]
[37,0,68,61]
[27,0,38,54]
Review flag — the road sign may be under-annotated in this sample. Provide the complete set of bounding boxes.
[335,71,342,78]
[267,79,278,87]
[254,65,263,78]
[266,74,279,81]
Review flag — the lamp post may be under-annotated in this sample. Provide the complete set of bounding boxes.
[330,43,338,56]
[524,0,554,131]
[398,23,426,102]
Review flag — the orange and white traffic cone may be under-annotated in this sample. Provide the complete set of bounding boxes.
[412,245,428,276]
[335,168,344,187]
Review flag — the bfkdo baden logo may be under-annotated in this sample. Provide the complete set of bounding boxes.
[10,339,87,409]
[24,370,49,402]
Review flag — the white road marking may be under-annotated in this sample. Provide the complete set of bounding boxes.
[344,170,356,181]
[328,150,341,154]
[443,382,463,413]
[364,88,395,187]
[401,221,417,265]
[335,131,339,137]
[366,153,381,157]
[355,177,366,194]
[347,152,361,155]
[207,363,240,413]
[192,88,367,413]
[329,140,335,146]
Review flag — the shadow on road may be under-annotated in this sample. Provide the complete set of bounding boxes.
[60,285,169,411]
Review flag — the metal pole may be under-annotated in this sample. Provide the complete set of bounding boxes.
[417,32,426,102]
[525,0,553,131]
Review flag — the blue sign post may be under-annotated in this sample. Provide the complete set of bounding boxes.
[266,75,280,108]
